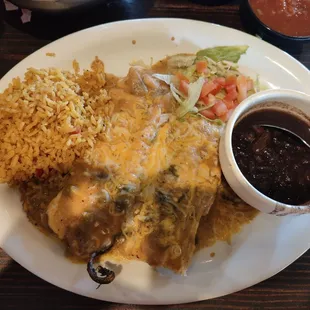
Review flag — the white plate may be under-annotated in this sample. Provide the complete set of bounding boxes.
[0,18,310,305]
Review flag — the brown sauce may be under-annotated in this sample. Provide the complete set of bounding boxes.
[48,162,130,261]
[233,108,310,205]
[196,181,258,251]
[19,171,69,234]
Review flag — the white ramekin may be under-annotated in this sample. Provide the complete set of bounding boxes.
[219,89,310,216]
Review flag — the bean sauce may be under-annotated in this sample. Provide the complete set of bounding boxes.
[232,108,310,205]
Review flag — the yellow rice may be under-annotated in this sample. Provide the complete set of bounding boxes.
[0,57,110,183]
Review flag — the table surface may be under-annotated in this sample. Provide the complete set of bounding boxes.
[0,1,310,309]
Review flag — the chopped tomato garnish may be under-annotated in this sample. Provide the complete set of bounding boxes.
[176,72,190,83]
[202,93,216,106]
[219,108,235,122]
[236,75,248,103]
[212,100,228,117]
[179,80,189,95]
[210,83,223,95]
[224,88,238,102]
[213,77,226,86]
[225,75,237,86]
[200,81,217,98]
[225,83,236,93]
[35,168,44,178]
[196,61,208,74]
[233,100,239,108]
[200,109,216,120]
[223,99,235,109]
[202,96,209,105]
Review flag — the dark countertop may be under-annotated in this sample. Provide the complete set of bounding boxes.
[0,1,310,309]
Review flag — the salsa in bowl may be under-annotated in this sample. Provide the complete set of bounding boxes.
[240,0,310,46]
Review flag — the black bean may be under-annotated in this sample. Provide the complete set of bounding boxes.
[233,122,310,205]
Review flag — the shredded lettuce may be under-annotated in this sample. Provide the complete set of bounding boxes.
[153,74,206,118]
[178,65,197,82]
[152,46,252,121]
[152,73,174,85]
[254,74,260,92]
[215,90,226,100]
[196,45,249,63]
[199,113,224,126]
[176,77,205,118]
[153,73,187,104]
[171,83,186,98]
[198,102,215,111]
[170,83,185,103]
[195,55,239,78]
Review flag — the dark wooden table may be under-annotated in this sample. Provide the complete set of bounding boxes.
[0,1,309,309]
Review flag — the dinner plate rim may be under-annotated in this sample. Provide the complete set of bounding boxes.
[1,18,310,81]
[1,18,310,305]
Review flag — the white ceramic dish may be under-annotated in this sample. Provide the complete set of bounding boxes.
[0,19,310,305]
[220,89,310,215]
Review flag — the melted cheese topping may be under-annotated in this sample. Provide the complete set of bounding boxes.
[46,64,225,271]
[47,170,102,239]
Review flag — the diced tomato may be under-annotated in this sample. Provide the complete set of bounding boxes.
[247,79,254,91]
[179,80,189,95]
[219,108,235,122]
[176,72,190,83]
[236,75,248,103]
[223,99,235,109]
[210,83,223,95]
[200,81,217,98]
[225,75,237,86]
[200,109,216,120]
[212,100,228,117]
[35,168,44,178]
[224,88,238,102]
[208,93,216,103]
[196,61,208,74]
[214,77,226,86]
[225,83,236,93]
[202,96,209,106]
[233,100,239,108]
[201,96,209,105]
[219,114,227,122]
[202,93,216,106]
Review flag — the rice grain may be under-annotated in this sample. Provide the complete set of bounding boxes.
[0,57,110,183]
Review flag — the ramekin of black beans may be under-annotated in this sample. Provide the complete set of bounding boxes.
[219,90,310,216]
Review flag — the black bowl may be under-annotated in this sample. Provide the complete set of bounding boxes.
[9,0,103,13]
[240,0,310,48]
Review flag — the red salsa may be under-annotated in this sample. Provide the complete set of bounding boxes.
[249,0,310,37]
[232,108,310,205]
